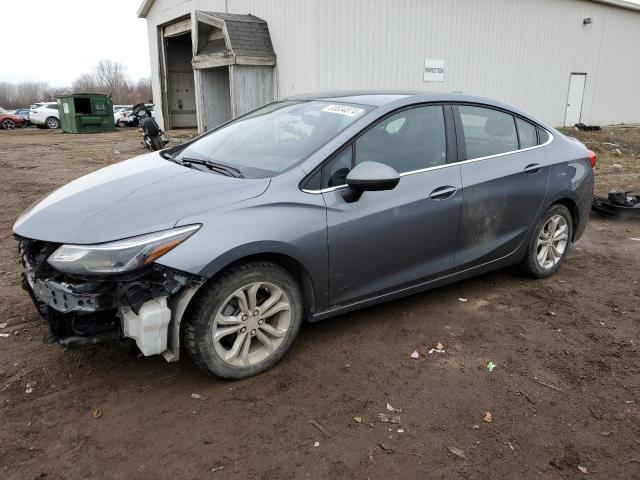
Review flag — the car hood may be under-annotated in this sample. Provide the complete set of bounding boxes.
[13,152,270,244]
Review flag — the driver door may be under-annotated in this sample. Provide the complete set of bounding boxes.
[321,105,462,307]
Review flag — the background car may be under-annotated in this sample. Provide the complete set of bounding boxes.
[13,108,31,125]
[0,107,25,129]
[30,102,60,129]
[114,108,136,127]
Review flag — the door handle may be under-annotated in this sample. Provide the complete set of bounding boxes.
[524,163,543,174]
[429,185,457,200]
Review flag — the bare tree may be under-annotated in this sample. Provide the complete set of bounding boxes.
[134,77,153,103]
[0,81,51,109]
[72,73,97,94]
[0,59,152,108]
[94,60,128,95]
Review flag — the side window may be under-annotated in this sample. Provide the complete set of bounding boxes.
[323,146,352,188]
[516,118,537,149]
[355,105,447,173]
[537,128,550,145]
[457,105,518,159]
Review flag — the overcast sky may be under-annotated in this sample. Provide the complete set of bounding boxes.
[1,0,150,86]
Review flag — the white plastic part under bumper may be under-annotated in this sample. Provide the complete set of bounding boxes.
[121,297,171,356]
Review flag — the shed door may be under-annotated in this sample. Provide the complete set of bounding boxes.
[564,73,586,127]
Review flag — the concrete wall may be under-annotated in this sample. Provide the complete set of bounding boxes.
[144,0,640,128]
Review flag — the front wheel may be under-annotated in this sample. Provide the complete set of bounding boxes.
[45,117,59,129]
[522,204,573,278]
[1,119,16,129]
[185,261,303,379]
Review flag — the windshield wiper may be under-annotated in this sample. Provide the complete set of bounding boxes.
[179,158,244,178]
[160,150,185,165]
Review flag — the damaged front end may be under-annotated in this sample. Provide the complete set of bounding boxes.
[17,236,204,361]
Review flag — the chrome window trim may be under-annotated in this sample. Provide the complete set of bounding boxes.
[301,130,554,194]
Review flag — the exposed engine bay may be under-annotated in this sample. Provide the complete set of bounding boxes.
[17,236,204,360]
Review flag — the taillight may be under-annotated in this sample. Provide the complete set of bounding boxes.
[587,150,597,169]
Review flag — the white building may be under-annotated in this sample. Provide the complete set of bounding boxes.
[138,0,640,132]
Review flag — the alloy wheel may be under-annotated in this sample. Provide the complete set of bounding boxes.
[536,214,569,269]
[2,119,16,129]
[212,282,292,367]
[46,118,59,129]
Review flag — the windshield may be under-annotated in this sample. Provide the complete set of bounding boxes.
[174,100,370,178]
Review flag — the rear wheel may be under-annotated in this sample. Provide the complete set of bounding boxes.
[116,121,127,128]
[150,135,163,151]
[185,261,302,379]
[45,117,59,129]
[522,204,573,278]
[1,119,16,129]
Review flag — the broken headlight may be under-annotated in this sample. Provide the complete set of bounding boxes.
[47,225,200,274]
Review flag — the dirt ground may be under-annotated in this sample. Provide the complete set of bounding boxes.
[0,127,638,480]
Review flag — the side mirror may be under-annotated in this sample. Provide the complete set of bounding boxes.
[343,161,400,202]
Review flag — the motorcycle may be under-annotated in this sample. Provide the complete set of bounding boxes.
[132,103,168,151]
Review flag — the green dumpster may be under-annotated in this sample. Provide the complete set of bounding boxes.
[58,93,115,133]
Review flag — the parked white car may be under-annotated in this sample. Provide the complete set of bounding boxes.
[30,102,60,129]
[114,108,132,126]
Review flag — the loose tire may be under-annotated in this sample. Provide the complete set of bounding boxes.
[185,261,303,379]
[522,204,573,278]
[45,117,59,129]
[1,119,16,129]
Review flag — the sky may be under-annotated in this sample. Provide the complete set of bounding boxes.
[1,0,150,86]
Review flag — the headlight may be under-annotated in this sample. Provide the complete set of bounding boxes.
[47,224,200,274]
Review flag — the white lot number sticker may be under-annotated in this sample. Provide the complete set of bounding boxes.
[321,104,365,117]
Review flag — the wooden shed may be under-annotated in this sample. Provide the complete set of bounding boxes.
[157,11,276,133]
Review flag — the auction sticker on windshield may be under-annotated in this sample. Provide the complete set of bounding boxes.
[321,104,365,117]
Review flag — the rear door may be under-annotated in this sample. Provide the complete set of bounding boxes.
[321,104,462,307]
[453,104,550,269]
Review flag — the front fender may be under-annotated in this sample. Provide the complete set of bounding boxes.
[156,175,329,311]
[196,240,311,278]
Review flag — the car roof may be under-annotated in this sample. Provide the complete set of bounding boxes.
[284,90,424,106]
[283,90,553,130]
[283,90,504,109]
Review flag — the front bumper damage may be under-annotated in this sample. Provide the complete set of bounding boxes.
[17,237,204,361]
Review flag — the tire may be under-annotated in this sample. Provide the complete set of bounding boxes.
[185,261,303,379]
[522,204,573,278]
[1,119,16,129]
[150,135,163,151]
[45,117,59,129]
[116,121,127,128]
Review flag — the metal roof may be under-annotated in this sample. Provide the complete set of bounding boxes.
[137,0,640,18]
